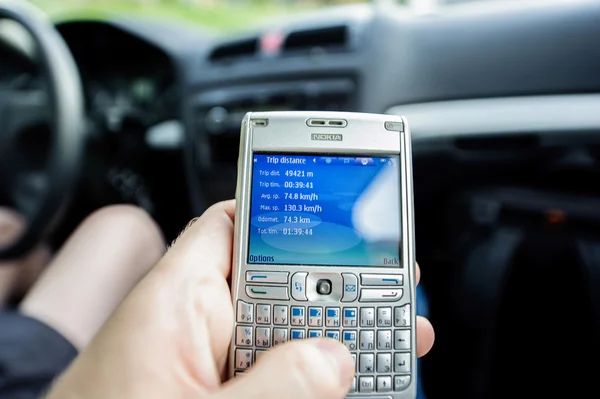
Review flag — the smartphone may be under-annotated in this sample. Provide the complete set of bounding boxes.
[229,111,416,398]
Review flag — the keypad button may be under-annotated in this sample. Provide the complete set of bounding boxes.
[325,307,340,327]
[377,307,393,327]
[235,349,253,370]
[236,326,253,347]
[359,376,374,393]
[246,285,289,300]
[255,327,271,348]
[290,329,305,340]
[395,329,411,350]
[308,330,322,338]
[255,350,267,364]
[395,304,411,327]
[273,305,288,325]
[273,328,288,346]
[359,330,375,350]
[377,353,393,373]
[352,353,357,371]
[341,273,358,302]
[361,273,403,286]
[360,308,375,327]
[377,330,393,350]
[236,300,253,324]
[246,271,289,284]
[394,353,411,373]
[377,376,393,392]
[360,288,403,302]
[291,272,308,301]
[395,375,411,391]
[308,307,323,327]
[359,353,375,373]
[351,377,357,393]
[256,303,271,324]
[325,330,340,341]
[342,331,357,350]
[343,308,358,327]
[291,306,306,326]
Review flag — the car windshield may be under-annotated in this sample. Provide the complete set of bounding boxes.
[29,0,560,32]
[29,0,390,32]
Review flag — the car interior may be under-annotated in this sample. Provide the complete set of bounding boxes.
[1,0,599,397]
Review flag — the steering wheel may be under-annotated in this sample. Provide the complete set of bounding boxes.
[0,1,84,260]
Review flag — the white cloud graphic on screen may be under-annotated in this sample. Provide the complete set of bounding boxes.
[351,165,401,242]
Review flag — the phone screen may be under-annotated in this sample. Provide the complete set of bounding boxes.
[247,153,401,267]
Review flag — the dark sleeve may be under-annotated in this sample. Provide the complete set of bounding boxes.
[0,312,78,399]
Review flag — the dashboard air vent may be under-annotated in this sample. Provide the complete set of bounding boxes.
[283,25,349,53]
[208,38,258,62]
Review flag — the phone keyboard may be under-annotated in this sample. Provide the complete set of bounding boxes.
[234,294,412,394]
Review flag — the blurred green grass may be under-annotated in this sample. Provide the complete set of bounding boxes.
[29,0,312,32]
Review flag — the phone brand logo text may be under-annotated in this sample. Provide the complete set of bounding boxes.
[311,133,343,141]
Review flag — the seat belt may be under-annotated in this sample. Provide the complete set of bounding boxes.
[455,227,523,398]
[575,239,600,338]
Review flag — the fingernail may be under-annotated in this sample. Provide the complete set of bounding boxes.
[314,339,355,384]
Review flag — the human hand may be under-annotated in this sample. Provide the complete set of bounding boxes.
[46,200,434,399]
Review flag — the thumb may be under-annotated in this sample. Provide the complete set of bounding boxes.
[217,339,355,399]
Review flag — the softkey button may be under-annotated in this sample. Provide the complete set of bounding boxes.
[291,272,308,301]
[359,376,374,393]
[394,304,411,327]
[377,376,393,393]
[378,307,393,327]
[377,353,392,373]
[360,288,403,303]
[341,273,358,302]
[361,273,403,286]
[394,353,411,373]
[359,330,375,350]
[246,271,289,284]
[377,330,393,350]
[308,307,323,327]
[291,306,306,326]
[256,304,271,324]
[342,331,357,350]
[395,375,411,391]
[395,330,411,350]
[273,328,288,346]
[246,285,289,300]
[359,353,375,373]
[343,308,358,327]
[255,327,271,348]
[308,330,323,338]
[360,308,375,327]
[236,326,253,347]
[273,305,288,325]
[234,349,253,370]
[325,307,341,327]
[236,300,254,324]
[291,329,305,340]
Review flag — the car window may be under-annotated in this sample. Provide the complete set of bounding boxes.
[29,0,405,32]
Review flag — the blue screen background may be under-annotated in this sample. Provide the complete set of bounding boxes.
[248,154,401,267]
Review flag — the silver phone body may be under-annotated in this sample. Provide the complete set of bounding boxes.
[229,111,416,399]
